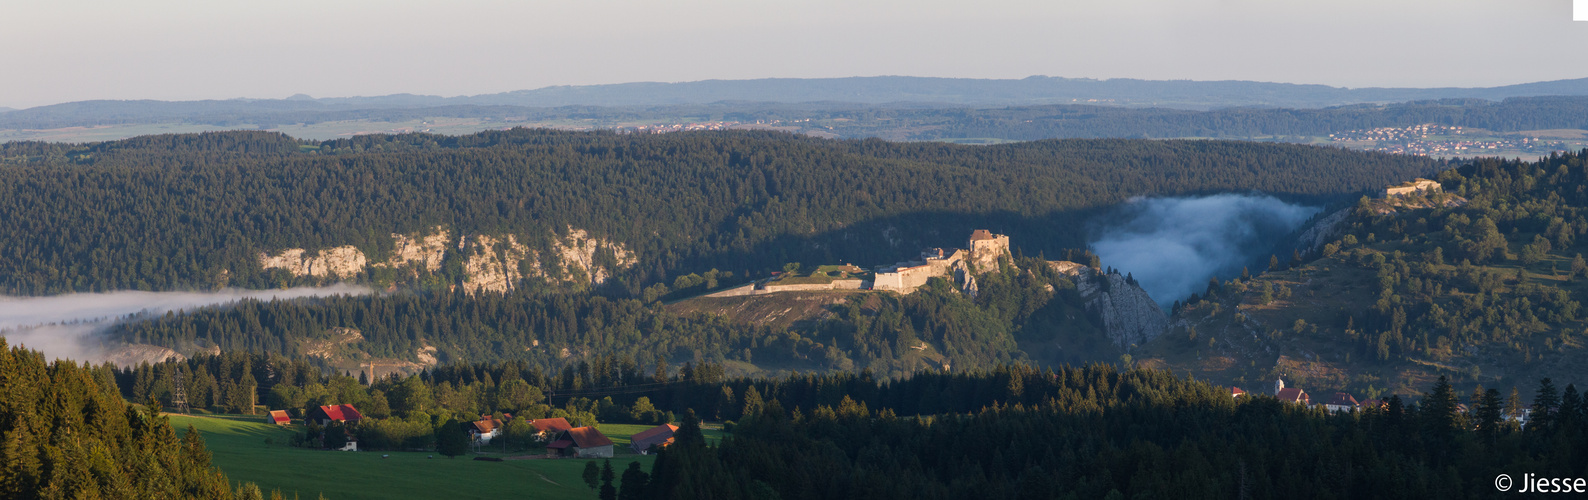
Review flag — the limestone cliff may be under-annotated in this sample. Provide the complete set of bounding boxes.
[539,227,638,286]
[379,227,451,272]
[1050,261,1167,350]
[460,234,534,294]
[1295,208,1351,252]
[99,344,185,367]
[257,225,636,294]
[259,246,368,278]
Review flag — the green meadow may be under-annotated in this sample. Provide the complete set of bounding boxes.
[168,415,720,500]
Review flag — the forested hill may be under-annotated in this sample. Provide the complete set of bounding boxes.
[1145,149,1588,397]
[0,129,1437,295]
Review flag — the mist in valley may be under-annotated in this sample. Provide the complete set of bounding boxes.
[1088,193,1320,310]
[0,284,371,363]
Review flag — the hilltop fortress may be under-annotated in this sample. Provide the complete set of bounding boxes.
[1383,178,1441,198]
[872,229,1011,292]
[709,229,1012,297]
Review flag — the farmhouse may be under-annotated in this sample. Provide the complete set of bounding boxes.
[266,410,291,426]
[628,423,679,454]
[546,426,615,458]
[310,404,364,426]
[469,415,509,444]
[529,417,573,440]
[1322,392,1360,413]
[1230,387,1245,398]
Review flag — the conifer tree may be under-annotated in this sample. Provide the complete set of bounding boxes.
[1532,377,1560,432]
[583,461,600,489]
[600,459,617,500]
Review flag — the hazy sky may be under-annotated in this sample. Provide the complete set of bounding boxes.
[3,0,1586,108]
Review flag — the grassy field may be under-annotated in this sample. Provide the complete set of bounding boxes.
[167,414,723,500]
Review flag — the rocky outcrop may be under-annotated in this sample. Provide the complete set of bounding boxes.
[955,260,978,298]
[1295,208,1352,252]
[257,225,637,294]
[1050,261,1167,350]
[967,230,1012,273]
[540,228,638,286]
[259,246,368,278]
[99,344,185,367]
[379,227,451,272]
[303,327,364,359]
[461,234,535,294]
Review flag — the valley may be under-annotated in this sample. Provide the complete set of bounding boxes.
[2,128,1584,500]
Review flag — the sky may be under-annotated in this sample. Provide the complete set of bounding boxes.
[2,0,1587,108]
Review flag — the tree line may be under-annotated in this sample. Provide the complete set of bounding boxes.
[640,369,1588,500]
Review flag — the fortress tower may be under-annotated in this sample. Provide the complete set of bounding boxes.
[967,229,1011,273]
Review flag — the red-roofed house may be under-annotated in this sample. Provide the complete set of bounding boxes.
[629,423,679,455]
[1231,387,1246,398]
[265,410,291,426]
[1277,388,1309,406]
[546,426,614,458]
[470,416,505,444]
[1322,392,1360,413]
[310,404,364,426]
[529,418,573,440]
[1358,399,1385,411]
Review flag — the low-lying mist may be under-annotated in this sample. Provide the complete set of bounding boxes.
[1089,193,1320,310]
[0,284,371,362]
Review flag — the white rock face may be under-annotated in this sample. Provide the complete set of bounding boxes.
[99,344,186,367]
[540,227,638,286]
[257,225,636,294]
[380,227,451,272]
[259,246,368,278]
[1051,261,1168,349]
[461,234,534,294]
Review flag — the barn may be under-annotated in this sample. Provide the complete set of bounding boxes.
[628,423,679,455]
[265,410,291,426]
[546,427,614,458]
[310,404,364,426]
[528,417,573,440]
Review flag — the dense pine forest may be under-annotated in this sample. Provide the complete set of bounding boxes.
[1149,149,1588,399]
[107,255,1099,379]
[644,370,1588,500]
[0,129,1435,295]
[0,340,287,499]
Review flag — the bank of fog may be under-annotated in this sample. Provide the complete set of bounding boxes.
[0,284,371,363]
[1088,193,1319,310]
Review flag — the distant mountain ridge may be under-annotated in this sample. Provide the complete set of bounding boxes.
[7,76,1588,144]
[13,75,1588,115]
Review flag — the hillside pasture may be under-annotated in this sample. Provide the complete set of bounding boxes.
[169,414,672,500]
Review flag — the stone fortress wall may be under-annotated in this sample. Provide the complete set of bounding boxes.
[872,230,1007,294]
[704,230,1010,297]
[1384,178,1441,198]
